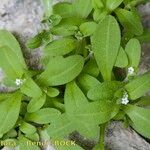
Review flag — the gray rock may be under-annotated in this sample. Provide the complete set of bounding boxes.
[105,121,150,150]
[139,3,150,74]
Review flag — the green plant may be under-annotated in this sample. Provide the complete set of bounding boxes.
[0,0,150,150]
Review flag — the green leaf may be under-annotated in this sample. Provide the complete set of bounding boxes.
[0,93,15,101]
[52,25,78,36]
[53,2,75,18]
[93,9,108,22]
[44,38,77,57]
[25,108,61,124]
[115,47,128,68]
[48,111,100,140]
[27,94,46,113]
[4,129,17,138]
[79,22,98,37]
[125,38,141,67]
[82,59,99,77]
[46,87,60,97]
[125,0,146,8]
[77,73,101,94]
[43,0,53,17]
[123,0,132,5]
[73,0,93,18]
[20,78,42,98]
[47,82,100,139]
[46,114,75,138]
[0,46,25,80]
[73,101,117,125]
[19,136,40,150]
[91,15,121,81]
[46,14,62,27]
[92,0,104,9]
[51,17,84,36]
[0,92,21,137]
[47,97,65,112]
[106,0,123,11]
[20,121,36,135]
[87,81,122,101]
[124,105,150,139]
[37,55,84,86]
[0,30,26,68]
[59,17,85,26]
[64,81,88,114]
[26,34,42,49]
[136,28,150,43]
[125,72,150,100]
[47,81,116,140]
[25,132,40,142]
[135,96,150,106]
[115,8,143,35]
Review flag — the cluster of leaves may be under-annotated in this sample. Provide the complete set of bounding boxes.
[0,0,150,150]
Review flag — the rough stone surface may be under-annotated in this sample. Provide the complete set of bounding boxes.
[0,1,150,150]
[138,3,150,74]
[105,122,150,150]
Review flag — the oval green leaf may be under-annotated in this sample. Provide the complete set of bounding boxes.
[106,0,123,11]
[82,59,99,77]
[46,87,60,98]
[25,108,61,124]
[77,73,101,94]
[20,78,43,98]
[27,94,46,113]
[26,34,42,49]
[79,22,98,37]
[87,81,122,101]
[125,72,150,100]
[115,8,143,35]
[125,38,141,67]
[44,38,77,57]
[53,2,75,18]
[0,92,21,137]
[91,15,121,81]
[115,47,128,68]
[73,0,93,18]
[124,105,150,139]
[20,121,36,135]
[0,46,25,80]
[0,30,26,68]
[37,55,84,86]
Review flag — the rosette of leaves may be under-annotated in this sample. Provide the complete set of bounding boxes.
[0,0,150,150]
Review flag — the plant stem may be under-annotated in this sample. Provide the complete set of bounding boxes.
[99,123,107,150]
[43,0,53,17]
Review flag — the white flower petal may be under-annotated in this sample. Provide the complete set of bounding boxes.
[15,78,24,86]
[128,67,134,75]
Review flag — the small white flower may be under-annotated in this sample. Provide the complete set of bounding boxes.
[121,97,129,105]
[128,67,134,75]
[121,92,129,105]
[15,78,23,86]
